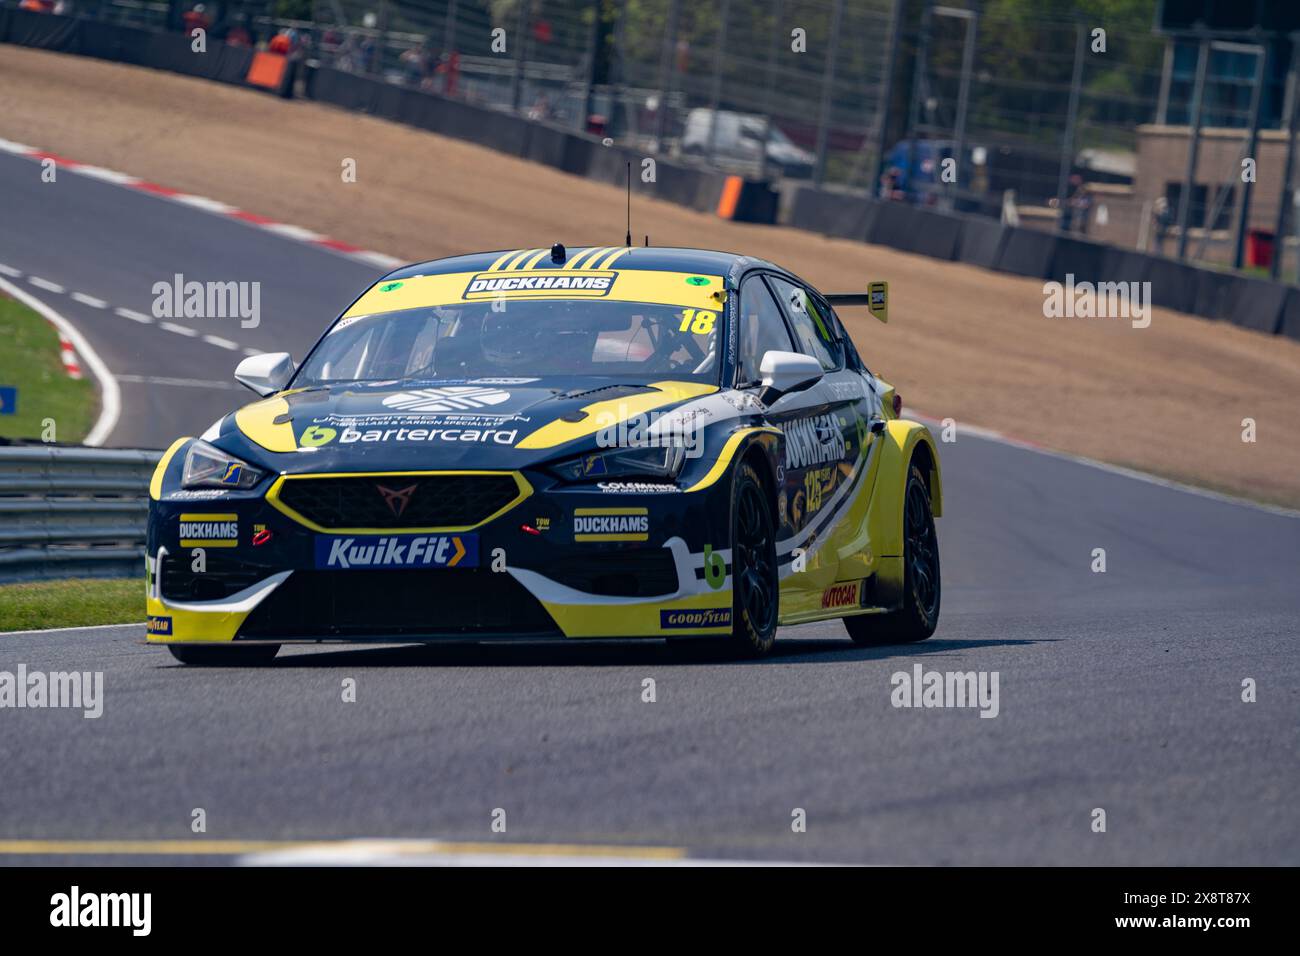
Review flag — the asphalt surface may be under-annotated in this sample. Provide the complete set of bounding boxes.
[1,148,1298,865]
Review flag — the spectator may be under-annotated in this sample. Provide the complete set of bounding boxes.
[1062,174,1092,234]
[1151,196,1173,254]
[269,31,292,55]
[879,165,905,202]
[19,0,55,11]
[181,3,211,35]
[225,15,252,48]
[436,50,461,96]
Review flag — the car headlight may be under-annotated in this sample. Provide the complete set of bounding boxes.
[550,444,686,483]
[181,440,265,490]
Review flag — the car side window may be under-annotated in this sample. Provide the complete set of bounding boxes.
[767,276,843,371]
[737,276,795,383]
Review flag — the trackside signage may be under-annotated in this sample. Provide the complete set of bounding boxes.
[314,533,478,570]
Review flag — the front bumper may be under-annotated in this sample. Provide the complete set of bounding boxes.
[146,467,739,643]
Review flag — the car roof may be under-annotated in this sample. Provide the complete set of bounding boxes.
[383,246,783,283]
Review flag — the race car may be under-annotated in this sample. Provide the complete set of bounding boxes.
[146,245,942,664]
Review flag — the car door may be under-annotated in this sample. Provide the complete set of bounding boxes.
[763,275,882,603]
[731,273,835,606]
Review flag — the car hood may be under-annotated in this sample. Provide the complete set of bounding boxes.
[213,378,718,473]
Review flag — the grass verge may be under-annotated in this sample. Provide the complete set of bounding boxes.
[0,578,143,633]
[0,294,96,443]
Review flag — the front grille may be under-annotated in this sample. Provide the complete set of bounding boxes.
[161,552,273,601]
[545,550,678,597]
[275,473,521,529]
[238,568,559,639]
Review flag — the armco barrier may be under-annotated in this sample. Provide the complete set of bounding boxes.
[0,444,160,583]
[900,207,963,261]
[996,226,1057,279]
[1143,254,1201,315]
[1279,289,1300,340]
[1194,268,1240,322]
[1047,235,1109,284]
[955,215,1010,269]
[0,8,254,89]
[1227,277,1288,335]
[786,186,875,240]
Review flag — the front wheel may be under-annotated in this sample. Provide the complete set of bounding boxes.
[725,462,780,656]
[846,461,940,645]
[167,644,280,666]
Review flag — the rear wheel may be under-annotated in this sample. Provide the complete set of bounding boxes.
[726,463,779,656]
[846,462,940,646]
[167,644,280,666]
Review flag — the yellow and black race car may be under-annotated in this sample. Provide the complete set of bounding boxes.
[146,245,942,664]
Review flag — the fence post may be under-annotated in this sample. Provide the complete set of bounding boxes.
[757,0,785,182]
[871,0,907,197]
[706,0,732,165]
[1231,46,1268,270]
[510,1,529,112]
[442,0,459,94]
[903,1,935,202]
[1272,36,1300,281]
[1054,23,1085,231]
[651,0,682,151]
[946,6,978,211]
[1175,36,1209,261]
[812,0,845,186]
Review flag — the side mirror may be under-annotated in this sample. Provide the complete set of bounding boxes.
[758,350,823,405]
[235,352,295,396]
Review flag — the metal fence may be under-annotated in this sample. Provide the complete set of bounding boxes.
[0,445,158,583]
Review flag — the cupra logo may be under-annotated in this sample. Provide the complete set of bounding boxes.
[376,482,419,518]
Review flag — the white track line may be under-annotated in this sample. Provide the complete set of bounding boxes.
[159,321,198,337]
[201,334,238,350]
[114,306,152,324]
[70,292,107,309]
[236,838,809,867]
[27,276,64,293]
[1,622,144,637]
[0,276,119,446]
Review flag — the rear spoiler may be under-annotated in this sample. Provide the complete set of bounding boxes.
[825,281,888,324]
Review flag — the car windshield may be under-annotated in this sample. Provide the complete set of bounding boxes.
[294,298,722,387]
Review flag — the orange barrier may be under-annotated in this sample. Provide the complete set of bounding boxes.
[245,51,286,91]
[715,175,743,219]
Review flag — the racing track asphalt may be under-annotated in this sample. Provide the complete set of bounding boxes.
[1,150,1297,864]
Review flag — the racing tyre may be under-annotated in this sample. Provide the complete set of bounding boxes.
[846,462,940,645]
[167,644,281,666]
[727,462,780,656]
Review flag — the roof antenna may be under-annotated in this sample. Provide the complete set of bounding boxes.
[644,234,649,247]
[625,161,632,247]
